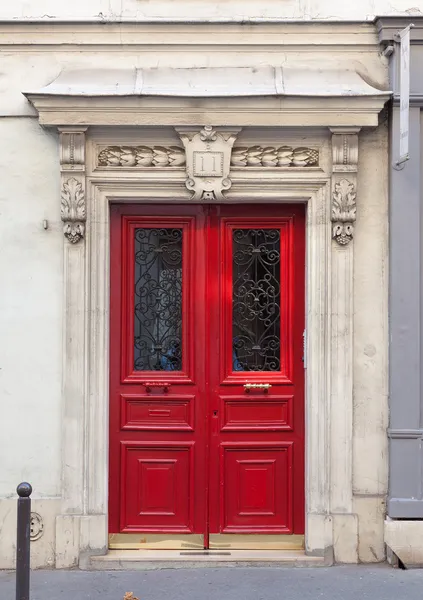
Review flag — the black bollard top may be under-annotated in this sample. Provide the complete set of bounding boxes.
[17,482,32,498]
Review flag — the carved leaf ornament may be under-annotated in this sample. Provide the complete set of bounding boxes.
[61,177,86,244]
[231,146,319,167]
[97,144,318,169]
[98,145,186,167]
[331,178,357,246]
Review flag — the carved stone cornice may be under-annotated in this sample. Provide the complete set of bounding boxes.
[59,127,87,244]
[330,128,360,246]
[97,145,185,168]
[176,126,241,201]
[231,146,319,168]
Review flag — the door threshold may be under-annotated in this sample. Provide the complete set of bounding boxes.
[89,549,325,570]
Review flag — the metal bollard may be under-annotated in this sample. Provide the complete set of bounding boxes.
[16,482,32,600]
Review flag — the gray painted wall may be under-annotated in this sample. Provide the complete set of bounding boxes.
[378,18,423,518]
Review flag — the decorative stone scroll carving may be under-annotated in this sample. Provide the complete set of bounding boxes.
[176,126,241,201]
[331,179,357,246]
[59,128,87,244]
[330,128,360,246]
[97,145,185,168]
[231,146,319,167]
[61,178,86,244]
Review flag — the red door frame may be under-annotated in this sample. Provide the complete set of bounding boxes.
[109,203,305,542]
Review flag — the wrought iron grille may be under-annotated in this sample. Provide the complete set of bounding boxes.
[134,228,183,371]
[232,228,281,371]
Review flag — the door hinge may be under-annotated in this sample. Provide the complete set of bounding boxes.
[302,329,307,369]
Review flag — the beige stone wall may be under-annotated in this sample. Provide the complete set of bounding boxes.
[0,500,61,569]
[0,122,63,569]
[0,0,421,20]
[353,124,389,562]
[0,119,62,498]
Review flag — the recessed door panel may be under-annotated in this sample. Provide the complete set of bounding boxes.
[121,443,194,531]
[120,394,195,431]
[220,395,293,431]
[222,444,293,532]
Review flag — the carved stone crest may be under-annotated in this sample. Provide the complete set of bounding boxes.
[61,177,86,244]
[331,178,357,246]
[176,126,241,200]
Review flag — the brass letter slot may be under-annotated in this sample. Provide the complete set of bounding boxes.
[243,383,272,393]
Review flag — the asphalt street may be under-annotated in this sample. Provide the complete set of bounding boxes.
[1,565,423,600]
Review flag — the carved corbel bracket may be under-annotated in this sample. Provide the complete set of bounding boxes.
[330,128,360,246]
[59,127,87,244]
[175,126,241,201]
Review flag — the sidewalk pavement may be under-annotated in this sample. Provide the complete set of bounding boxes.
[1,565,423,600]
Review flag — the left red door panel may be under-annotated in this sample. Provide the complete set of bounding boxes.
[109,205,207,537]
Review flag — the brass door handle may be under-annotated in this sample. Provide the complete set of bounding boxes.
[244,383,272,393]
[144,382,170,393]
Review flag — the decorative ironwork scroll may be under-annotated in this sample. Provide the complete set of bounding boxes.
[134,228,183,371]
[232,229,281,371]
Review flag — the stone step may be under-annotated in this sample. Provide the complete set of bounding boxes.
[88,549,326,570]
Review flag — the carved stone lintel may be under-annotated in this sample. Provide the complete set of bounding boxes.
[176,126,241,201]
[59,128,87,244]
[331,179,357,245]
[330,128,359,246]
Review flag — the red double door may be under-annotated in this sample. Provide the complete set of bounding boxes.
[109,204,305,550]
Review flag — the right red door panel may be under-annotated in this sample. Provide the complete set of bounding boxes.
[208,205,305,536]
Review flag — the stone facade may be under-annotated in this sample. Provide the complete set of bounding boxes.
[0,1,407,568]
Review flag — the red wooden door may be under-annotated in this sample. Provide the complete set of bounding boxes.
[109,205,208,548]
[207,205,305,547]
[109,203,305,549]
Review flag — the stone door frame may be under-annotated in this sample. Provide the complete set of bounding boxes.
[50,121,364,566]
